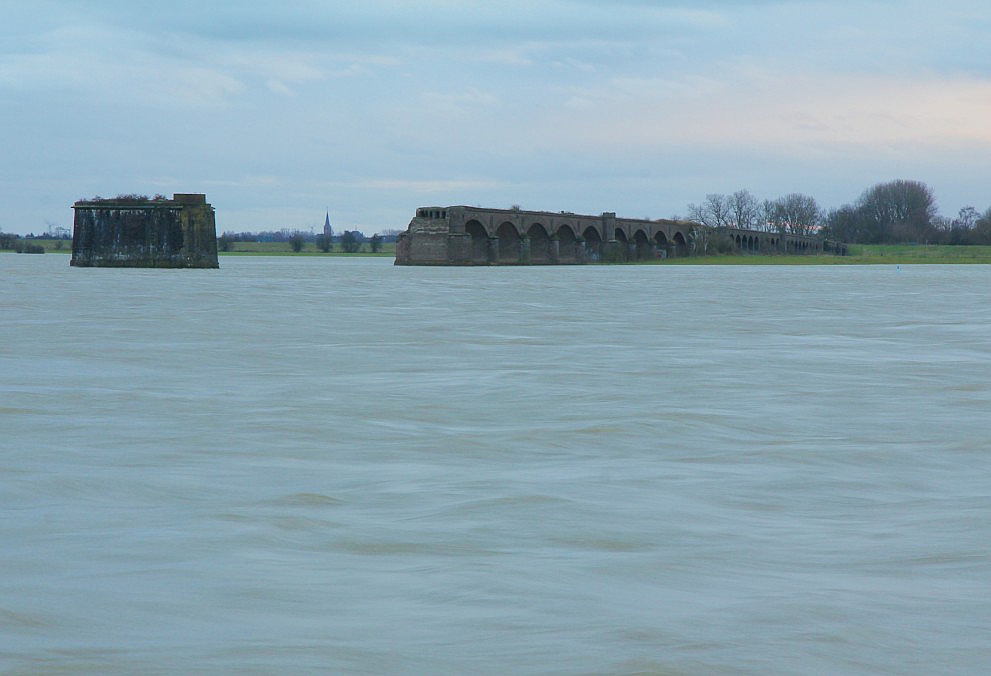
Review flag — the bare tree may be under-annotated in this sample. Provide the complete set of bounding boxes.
[954,206,979,230]
[972,207,991,244]
[290,233,305,253]
[687,193,733,229]
[857,179,937,242]
[340,230,361,253]
[729,190,760,230]
[689,223,712,255]
[772,193,822,235]
[761,199,785,233]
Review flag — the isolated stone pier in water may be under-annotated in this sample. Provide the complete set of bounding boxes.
[71,193,218,268]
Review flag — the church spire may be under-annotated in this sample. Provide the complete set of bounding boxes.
[323,210,332,237]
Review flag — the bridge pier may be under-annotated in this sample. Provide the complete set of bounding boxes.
[549,237,559,264]
[604,240,623,263]
[602,212,616,241]
[487,237,499,265]
[520,235,530,264]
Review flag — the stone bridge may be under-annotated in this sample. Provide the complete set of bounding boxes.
[395,206,822,265]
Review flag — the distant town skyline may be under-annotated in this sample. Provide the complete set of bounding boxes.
[2,0,990,235]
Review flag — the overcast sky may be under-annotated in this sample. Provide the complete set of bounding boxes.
[2,0,990,235]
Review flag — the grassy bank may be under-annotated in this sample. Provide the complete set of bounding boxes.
[219,241,396,256]
[220,242,991,263]
[5,239,71,253]
[661,244,991,265]
[843,244,991,262]
[11,239,991,263]
[3,239,396,256]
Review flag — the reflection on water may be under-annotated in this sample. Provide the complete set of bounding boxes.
[2,254,990,673]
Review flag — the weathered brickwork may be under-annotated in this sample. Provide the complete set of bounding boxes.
[71,193,218,268]
[395,206,822,265]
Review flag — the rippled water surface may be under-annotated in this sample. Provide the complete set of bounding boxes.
[3,254,990,673]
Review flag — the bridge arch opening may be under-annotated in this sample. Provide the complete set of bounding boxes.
[613,229,630,262]
[654,232,669,257]
[496,222,520,263]
[556,224,577,262]
[465,219,488,264]
[633,229,652,260]
[672,231,687,257]
[582,226,602,261]
[527,223,551,263]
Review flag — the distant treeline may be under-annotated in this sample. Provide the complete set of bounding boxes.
[0,232,52,253]
[218,229,399,244]
[826,181,991,245]
[688,179,991,245]
[1,230,70,250]
[217,229,394,253]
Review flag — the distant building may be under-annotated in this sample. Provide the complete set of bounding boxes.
[323,211,333,239]
[71,193,218,268]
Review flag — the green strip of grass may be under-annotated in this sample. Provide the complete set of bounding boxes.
[16,239,991,263]
[845,244,991,261]
[7,239,71,253]
[219,250,393,257]
[220,241,396,256]
[660,245,991,264]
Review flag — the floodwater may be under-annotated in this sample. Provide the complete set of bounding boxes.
[2,254,990,674]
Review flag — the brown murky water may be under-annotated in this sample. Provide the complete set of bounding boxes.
[3,254,990,673]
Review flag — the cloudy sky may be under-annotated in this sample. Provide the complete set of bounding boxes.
[2,0,990,235]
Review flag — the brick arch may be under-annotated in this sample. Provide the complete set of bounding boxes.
[464,219,488,264]
[581,222,605,243]
[654,231,669,247]
[496,222,520,263]
[527,223,551,263]
[583,226,603,261]
[612,228,630,261]
[556,224,578,263]
[633,229,652,260]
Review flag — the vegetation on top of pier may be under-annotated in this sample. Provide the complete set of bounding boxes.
[78,194,171,204]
